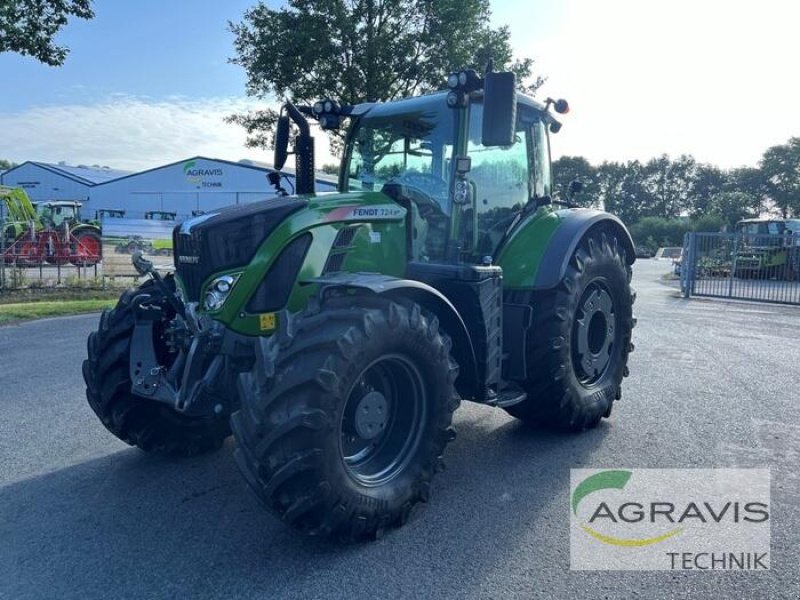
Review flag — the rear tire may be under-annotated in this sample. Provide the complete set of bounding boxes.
[506,230,635,431]
[231,295,460,541]
[82,279,230,455]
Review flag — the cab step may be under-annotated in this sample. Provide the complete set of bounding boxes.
[486,388,527,408]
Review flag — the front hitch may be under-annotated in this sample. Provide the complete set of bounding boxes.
[127,290,253,417]
[132,251,187,319]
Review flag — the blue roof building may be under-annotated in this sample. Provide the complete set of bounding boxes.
[0,161,132,202]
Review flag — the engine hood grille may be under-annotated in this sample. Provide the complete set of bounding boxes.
[173,197,307,301]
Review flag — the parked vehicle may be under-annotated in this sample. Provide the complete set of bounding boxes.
[84,68,636,541]
[733,218,800,280]
[1,186,102,266]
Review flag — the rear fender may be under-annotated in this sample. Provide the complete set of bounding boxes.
[499,209,635,290]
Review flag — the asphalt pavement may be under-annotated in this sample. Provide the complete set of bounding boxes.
[1,259,798,599]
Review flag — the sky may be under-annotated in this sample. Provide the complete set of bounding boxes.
[1,0,799,171]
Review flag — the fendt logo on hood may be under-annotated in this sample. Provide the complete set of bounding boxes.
[569,469,770,571]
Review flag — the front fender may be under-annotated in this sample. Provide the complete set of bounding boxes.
[306,272,480,399]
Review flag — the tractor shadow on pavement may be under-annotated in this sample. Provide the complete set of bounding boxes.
[0,408,611,599]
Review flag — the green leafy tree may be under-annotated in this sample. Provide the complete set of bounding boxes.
[689,163,729,216]
[641,154,697,219]
[0,159,17,170]
[759,137,800,218]
[0,0,93,66]
[320,163,339,176]
[596,160,649,224]
[726,166,767,215]
[692,214,726,234]
[705,191,759,228]
[551,156,596,207]
[628,216,692,249]
[228,0,544,151]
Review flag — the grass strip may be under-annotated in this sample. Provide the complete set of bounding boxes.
[0,299,115,325]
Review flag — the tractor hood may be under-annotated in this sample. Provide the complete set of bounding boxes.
[173,190,405,301]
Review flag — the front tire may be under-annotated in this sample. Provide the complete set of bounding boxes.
[82,279,231,455]
[506,230,635,431]
[231,296,460,541]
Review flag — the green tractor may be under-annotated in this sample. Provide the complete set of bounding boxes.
[733,218,800,280]
[83,69,636,540]
[1,187,102,266]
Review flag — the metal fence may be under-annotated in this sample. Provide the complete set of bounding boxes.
[681,232,800,305]
[0,241,159,294]
[0,216,172,291]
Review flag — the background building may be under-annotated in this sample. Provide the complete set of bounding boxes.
[0,161,130,202]
[1,156,337,223]
[89,156,337,219]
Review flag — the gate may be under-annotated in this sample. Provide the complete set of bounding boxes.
[681,232,800,305]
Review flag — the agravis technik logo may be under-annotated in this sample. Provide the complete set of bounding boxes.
[570,469,770,570]
[572,470,683,547]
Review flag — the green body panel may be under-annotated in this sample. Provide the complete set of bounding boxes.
[735,248,789,271]
[494,207,564,289]
[183,191,408,337]
[152,239,173,251]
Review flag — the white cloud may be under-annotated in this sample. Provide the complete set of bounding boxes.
[506,0,800,168]
[0,95,279,171]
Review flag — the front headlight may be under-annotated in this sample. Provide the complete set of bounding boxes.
[203,274,240,311]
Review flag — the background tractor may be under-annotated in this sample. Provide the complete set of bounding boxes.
[83,68,636,541]
[1,186,102,266]
[733,218,800,280]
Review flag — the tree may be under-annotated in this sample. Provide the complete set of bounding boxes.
[228,0,544,150]
[759,137,800,218]
[705,192,759,228]
[628,217,692,250]
[726,166,768,215]
[689,164,729,216]
[0,0,93,66]
[0,159,16,170]
[595,160,649,224]
[551,156,596,207]
[640,154,697,220]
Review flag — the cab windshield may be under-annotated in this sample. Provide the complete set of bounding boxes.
[346,94,455,214]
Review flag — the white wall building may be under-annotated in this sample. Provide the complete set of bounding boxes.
[0,161,130,203]
[89,156,337,219]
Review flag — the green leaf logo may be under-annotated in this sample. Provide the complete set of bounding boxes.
[572,470,632,515]
[572,470,682,547]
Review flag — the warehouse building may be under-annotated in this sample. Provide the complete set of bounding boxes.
[89,156,337,219]
[0,161,130,202]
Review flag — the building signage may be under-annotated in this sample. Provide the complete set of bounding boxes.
[183,160,224,188]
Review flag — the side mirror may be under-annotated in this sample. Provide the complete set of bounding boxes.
[274,115,290,170]
[568,180,584,198]
[482,71,517,147]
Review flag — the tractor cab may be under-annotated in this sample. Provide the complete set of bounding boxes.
[145,211,177,221]
[34,201,83,228]
[736,218,800,247]
[341,90,557,263]
[96,208,126,220]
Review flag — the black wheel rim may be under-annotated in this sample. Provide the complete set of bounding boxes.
[572,280,616,386]
[339,354,427,486]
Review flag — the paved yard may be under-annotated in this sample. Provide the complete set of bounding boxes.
[0,259,797,599]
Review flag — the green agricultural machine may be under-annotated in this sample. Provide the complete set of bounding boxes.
[733,218,800,280]
[1,186,102,266]
[83,68,636,540]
